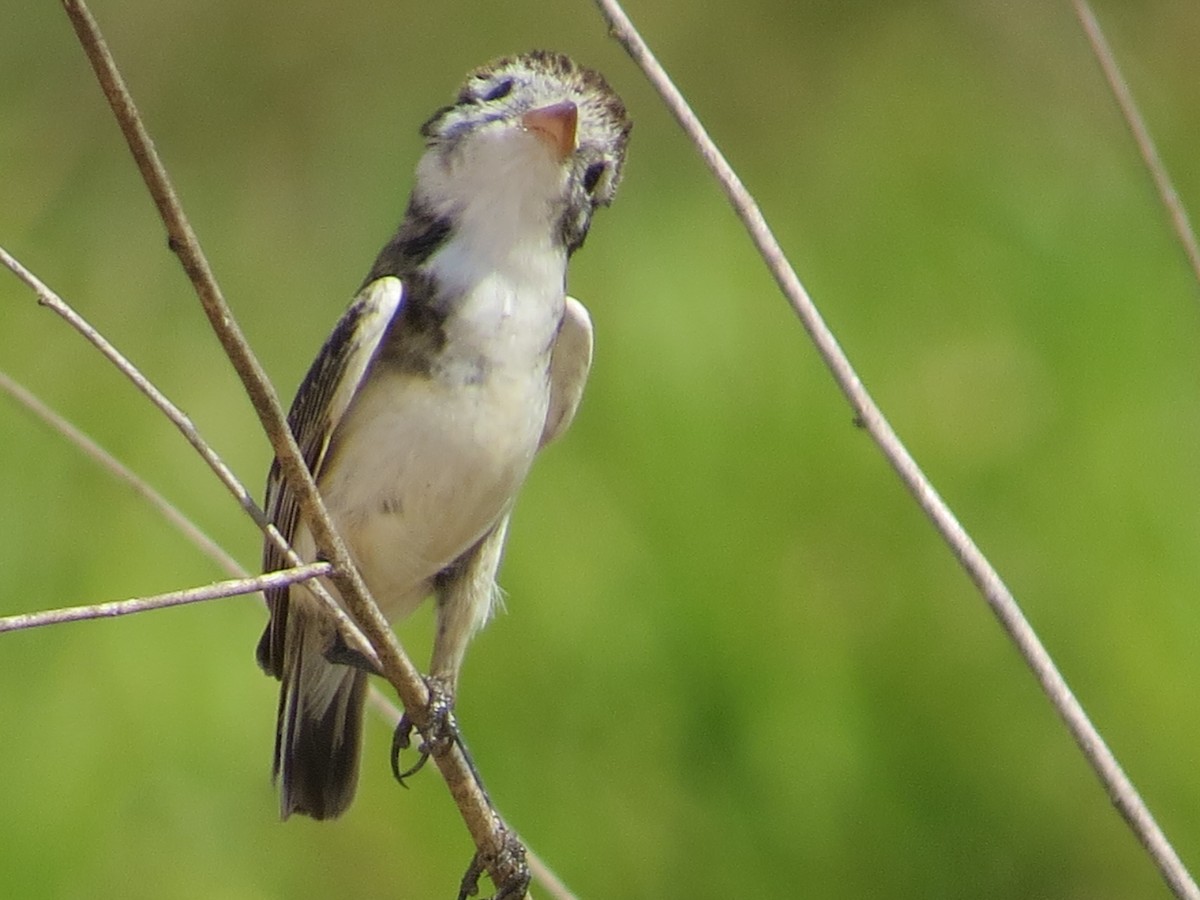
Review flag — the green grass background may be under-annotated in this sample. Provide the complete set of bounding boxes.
[3,1,1199,897]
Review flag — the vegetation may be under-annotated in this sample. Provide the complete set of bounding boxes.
[2,1,1198,897]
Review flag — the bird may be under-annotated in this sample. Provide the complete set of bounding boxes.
[255,50,632,821]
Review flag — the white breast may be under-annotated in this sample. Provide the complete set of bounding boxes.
[317,268,563,622]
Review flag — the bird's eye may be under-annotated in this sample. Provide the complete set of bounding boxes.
[582,162,607,194]
[481,78,514,102]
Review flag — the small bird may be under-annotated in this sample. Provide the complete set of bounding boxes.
[256,50,631,820]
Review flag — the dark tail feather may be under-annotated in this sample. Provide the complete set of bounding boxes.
[274,627,368,820]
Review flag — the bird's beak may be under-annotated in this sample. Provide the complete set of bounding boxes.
[521,101,578,163]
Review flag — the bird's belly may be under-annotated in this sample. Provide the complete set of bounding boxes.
[317,366,547,620]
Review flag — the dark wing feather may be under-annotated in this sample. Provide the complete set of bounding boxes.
[257,276,405,676]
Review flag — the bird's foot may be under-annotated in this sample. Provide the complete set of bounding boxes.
[456,827,530,900]
[390,675,456,785]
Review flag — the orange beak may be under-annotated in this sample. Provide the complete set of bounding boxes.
[521,101,578,162]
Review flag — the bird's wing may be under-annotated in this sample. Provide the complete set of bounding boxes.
[540,295,594,449]
[258,275,404,676]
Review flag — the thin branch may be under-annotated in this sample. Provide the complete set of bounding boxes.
[58,0,410,723]
[0,244,380,673]
[59,1,527,892]
[0,369,244,579]
[0,246,270,535]
[590,1,1199,898]
[363,690,578,900]
[526,855,579,900]
[1073,0,1200,291]
[0,354,381,681]
[0,564,331,634]
[58,0,392,663]
[1,372,569,899]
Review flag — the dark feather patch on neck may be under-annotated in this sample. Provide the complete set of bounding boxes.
[363,200,453,285]
[374,271,448,378]
[560,205,590,256]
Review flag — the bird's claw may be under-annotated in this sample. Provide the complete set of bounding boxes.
[390,676,456,786]
[456,830,530,900]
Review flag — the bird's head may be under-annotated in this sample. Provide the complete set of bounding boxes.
[415,51,631,255]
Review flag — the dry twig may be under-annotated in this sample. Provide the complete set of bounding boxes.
[1073,0,1200,291]
[0,369,242,577]
[0,370,572,898]
[54,0,531,893]
[0,244,380,672]
[0,564,331,634]
[590,0,1199,897]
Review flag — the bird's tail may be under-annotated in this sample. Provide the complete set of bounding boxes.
[271,619,368,820]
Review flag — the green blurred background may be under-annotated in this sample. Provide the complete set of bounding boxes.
[3,1,1199,897]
